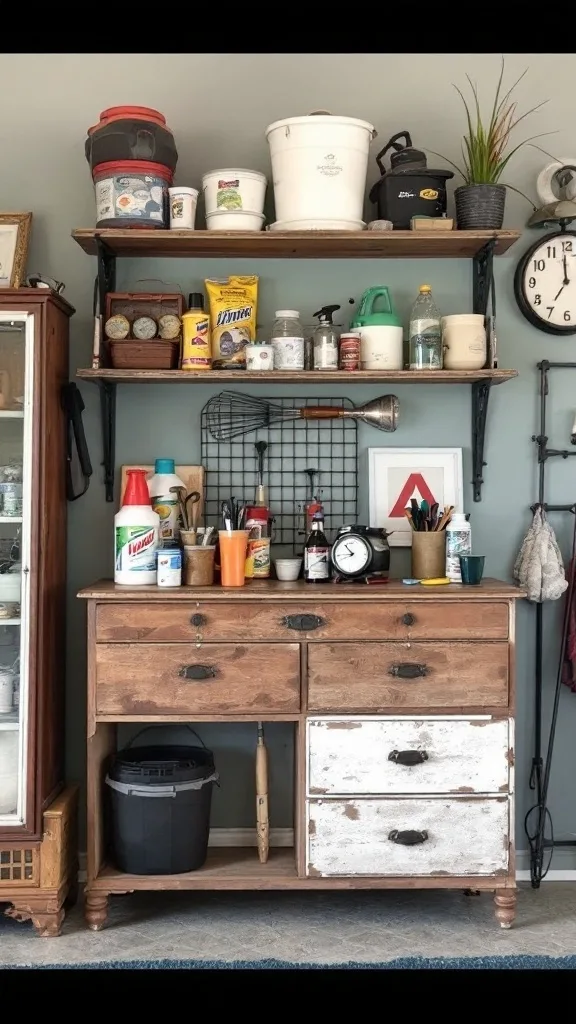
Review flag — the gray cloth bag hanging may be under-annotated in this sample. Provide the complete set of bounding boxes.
[514,506,569,603]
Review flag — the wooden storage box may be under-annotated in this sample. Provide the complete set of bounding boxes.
[104,291,184,368]
[109,340,180,369]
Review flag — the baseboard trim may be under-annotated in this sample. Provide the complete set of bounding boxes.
[77,833,576,883]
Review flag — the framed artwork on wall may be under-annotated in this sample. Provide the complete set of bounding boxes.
[368,447,464,548]
[0,213,32,288]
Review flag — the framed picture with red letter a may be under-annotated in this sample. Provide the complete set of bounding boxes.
[368,447,464,547]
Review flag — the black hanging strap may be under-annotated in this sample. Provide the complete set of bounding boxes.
[61,382,92,501]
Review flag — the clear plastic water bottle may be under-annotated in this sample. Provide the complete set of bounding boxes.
[409,285,443,370]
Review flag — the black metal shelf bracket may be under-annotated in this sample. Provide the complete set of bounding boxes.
[470,239,497,503]
[471,379,491,503]
[95,236,117,502]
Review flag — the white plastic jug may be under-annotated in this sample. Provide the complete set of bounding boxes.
[265,112,376,230]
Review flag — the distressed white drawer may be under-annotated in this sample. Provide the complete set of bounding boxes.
[307,716,511,796]
[306,797,510,877]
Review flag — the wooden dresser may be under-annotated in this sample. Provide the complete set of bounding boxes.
[78,577,522,931]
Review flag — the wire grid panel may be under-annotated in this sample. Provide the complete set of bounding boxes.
[201,396,358,553]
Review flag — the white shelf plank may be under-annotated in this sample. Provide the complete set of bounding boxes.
[0,516,22,523]
[0,410,23,419]
[0,618,20,626]
[0,715,18,730]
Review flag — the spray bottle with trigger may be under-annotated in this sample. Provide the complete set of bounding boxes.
[312,304,341,370]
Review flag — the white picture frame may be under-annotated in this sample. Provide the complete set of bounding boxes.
[368,447,464,548]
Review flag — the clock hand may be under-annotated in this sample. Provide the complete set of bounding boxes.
[555,285,565,301]
[564,255,570,286]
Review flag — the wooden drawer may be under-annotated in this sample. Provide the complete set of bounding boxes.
[95,600,509,643]
[307,717,511,795]
[307,642,509,711]
[95,642,300,715]
[306,797,510,877]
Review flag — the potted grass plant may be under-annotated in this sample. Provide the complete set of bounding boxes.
[435,59,549,230]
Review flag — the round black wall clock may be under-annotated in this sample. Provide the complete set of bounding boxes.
[514,230,576,335]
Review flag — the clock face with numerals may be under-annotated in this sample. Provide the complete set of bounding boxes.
[514,231,576,334]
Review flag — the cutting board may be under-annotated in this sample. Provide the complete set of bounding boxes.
[120,465,205,528]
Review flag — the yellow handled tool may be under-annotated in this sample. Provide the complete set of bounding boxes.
[256,722,269,863]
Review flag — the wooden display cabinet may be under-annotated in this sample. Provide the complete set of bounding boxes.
[0,291,78,936]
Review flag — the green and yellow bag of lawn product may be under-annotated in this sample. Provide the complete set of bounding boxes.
[205,275,259,369]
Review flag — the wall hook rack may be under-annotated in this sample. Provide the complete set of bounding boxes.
[525,359,576,888]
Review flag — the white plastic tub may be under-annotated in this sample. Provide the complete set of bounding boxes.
[0,572,21,604]
[206,210,265,232]
[202,168,267,217]
[0,732,18,815]
[265,112,376,230]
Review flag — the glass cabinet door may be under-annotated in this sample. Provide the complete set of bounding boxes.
[0,312,33,827]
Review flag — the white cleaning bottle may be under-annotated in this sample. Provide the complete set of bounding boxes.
[147,458,186,544]
[115,469,160,586]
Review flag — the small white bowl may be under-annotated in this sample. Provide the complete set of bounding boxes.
[275,558,302,581]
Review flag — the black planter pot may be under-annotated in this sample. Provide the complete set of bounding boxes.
[455,184,506,230]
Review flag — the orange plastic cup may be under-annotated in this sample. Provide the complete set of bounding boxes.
[218,530,249,587]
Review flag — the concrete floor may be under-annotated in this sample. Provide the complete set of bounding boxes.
[1,883,575,966]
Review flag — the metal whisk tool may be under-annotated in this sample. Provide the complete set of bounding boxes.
[206,391,400,442]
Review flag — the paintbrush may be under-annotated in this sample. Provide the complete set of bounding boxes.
[404,509,416,531]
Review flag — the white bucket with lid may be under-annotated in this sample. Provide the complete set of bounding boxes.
[265,111,377,230]
[202,168,267,217]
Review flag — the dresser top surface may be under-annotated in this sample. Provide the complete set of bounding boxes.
[78,578,524,602]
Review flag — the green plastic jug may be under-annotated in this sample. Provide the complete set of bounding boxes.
[350,287,402,328]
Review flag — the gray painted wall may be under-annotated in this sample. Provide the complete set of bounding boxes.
[1,53,575,859]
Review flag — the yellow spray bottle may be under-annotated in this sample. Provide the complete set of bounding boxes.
[181,292,211,370]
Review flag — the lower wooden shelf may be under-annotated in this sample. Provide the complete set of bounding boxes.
[89,847,509,892]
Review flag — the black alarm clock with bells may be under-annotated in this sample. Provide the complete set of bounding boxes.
[330,525,390,582]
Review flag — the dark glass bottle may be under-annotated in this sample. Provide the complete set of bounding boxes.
[304,513,330,583]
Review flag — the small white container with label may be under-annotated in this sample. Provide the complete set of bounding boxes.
[157,548,182,587]
[246,343,274,371]
[169,187,199,230]
[271,310,305,370]
[0,668,14,714]
[445,513,471,582]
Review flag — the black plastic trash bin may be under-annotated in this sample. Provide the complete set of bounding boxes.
[105,744,218,875]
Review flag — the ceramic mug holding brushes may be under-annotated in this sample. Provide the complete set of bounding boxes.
[411,531,447,580]
[405,499,454,581]
[184,545,216,586]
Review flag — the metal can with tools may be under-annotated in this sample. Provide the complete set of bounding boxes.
[339,332,361,371]
[157,547,182,587]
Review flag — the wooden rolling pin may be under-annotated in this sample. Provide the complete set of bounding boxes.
[256,722,269,863]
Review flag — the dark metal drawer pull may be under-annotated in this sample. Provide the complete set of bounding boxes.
[402,613,415,626]
[388,829,429,846]
[190,613,206,627]
[178,664,217,681]
[388,749,429,766]
[389,662,428,679]
[282,613,325,632]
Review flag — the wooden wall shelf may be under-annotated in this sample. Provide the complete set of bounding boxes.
[77,368,518,386]
[72,228,520,260]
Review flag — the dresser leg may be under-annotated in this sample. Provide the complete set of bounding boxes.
[494,888,516,929]
[85,892,109,931]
